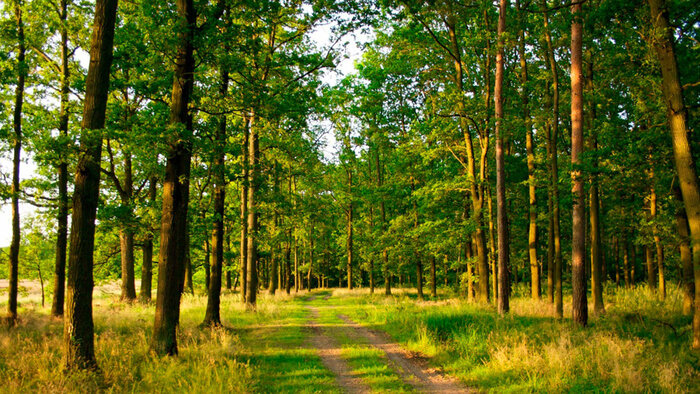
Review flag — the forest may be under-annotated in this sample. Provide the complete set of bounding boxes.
[0,0,699,392]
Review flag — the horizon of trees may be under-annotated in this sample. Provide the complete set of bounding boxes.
[0,0,698,370]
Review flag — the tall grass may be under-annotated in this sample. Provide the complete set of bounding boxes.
[338,284,699,392]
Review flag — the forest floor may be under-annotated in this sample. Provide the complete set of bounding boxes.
[1,283,699,393]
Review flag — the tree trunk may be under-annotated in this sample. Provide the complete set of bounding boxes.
[571,1,588,327]
[376,149,391,296]
[347,203,354,290]
[240,117,250,303]
[650,176,665,298]
[543,4,563,318]
[285,234,292,294]
[183,233,193,294]
[495,0,509,315]
[586,45,604,315]
[647,0,700,347]
[623,240,630,287]
[7,0,26,325]
[487,185,498,302]
[52,0,70,317]
[245,116,259,309]
[151,0,195,356]
[119,229,137,301]
[518,0,538,301]
[674,185,694,315]
[203,69,228,326]
[445,15,489,303]
[64,0,118,369]
[430,256,437,298]
[140,177,157,302]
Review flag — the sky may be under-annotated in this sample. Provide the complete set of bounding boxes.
[0,16,372,248]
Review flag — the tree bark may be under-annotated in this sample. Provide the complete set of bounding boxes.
[495,0,509,315]
[543,4,563,318]
[430,256,437,298]
[445,15,489,303]
[650,175,665,298]
[7,0,26,325]
[586,46,604,314]
[245,116,259,308]
[571,1,588,327]
[119,229,136,301]
[140,177,157,302]
[52,0,70,318]
[517,0,539,300]
[240,117,250,303]
[675,185,694,315]
[64,0,118,369]
[203,69,228,326]
[151,0,195,356]
[647,0,700,348]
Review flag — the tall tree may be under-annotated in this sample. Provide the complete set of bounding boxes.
[51,0,71,318]
[495,0,509,315]
[203,68,228,326]
[571,0,588,327]
[152,0,196,356]
[6,0,26,325]
[647,0,700,348]
[63,0,119,369]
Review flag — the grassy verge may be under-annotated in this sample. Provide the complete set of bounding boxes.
[2,285,698,392]
[331,285,699,392]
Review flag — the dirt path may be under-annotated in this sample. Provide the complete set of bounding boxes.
[306,306,370,394]
[336,314,471,393]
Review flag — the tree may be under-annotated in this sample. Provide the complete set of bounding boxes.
[152,0,197,356]
[647,0,700,348]
[571,0,588,327]
[63,0,118,370]
[495,0,509,315]
[5,0,26,325]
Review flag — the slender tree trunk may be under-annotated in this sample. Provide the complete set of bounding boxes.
[240,117,250,303]
[446,15,489,303]
[517,0,538,300]
[584,42,604,314]
[571,1,588,327]
[151,0,195,356]
[543,5,563,318]
[117,150,137,301]
[623,239,630,287]
[495,0,509,315]
[285,232,292,294]
[647,0,700,347]
[7,0,25,325]
[183,233,193,294]
[306,224,313,293]
[64,0,118,369]
[376,149,391,296]
[416,258,424,300]
[347,203,354,290]
[294,234,299,292]
[430,256,437,298]
[203,69,228,326]
[487,185,498,302]
[52,0,70,317]
[650,175,665,298]
[140,177,156,302]
[546,129,554,302]
[119,229,136,301]
[245,116,259,309]
[467,238,474,301]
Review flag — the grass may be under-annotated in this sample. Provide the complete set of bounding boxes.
[1,283,698,392]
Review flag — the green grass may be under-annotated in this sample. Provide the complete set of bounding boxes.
[1,284,698,392]
[332,285,700,393]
